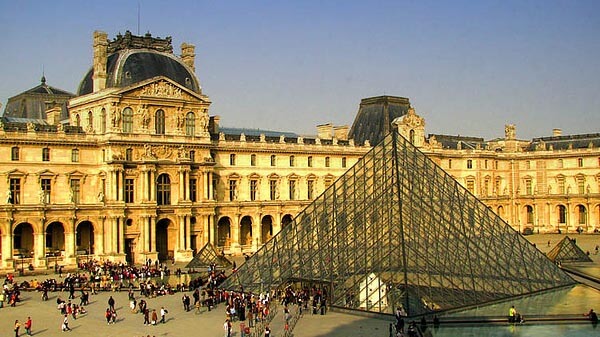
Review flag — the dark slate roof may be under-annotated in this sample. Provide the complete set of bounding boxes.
[349,96,411,146]
[78,50,200,96]
[428,134,488,150]
[3,77,74,119]
[526,133,600,151]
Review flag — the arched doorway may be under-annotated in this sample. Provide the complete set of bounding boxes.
[240,216,253,246]
[525,205,534,225]
[281,214,294,228]
[76,221,95,255]
[46,222,65,256]
[577,205,587,228]
[261,215,273,244]
[156,218,174,262]
[13,223,34,257]
[217,217,231,248]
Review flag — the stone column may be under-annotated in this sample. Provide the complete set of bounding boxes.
[150,217,156,252]
[149,170,156,201]
[207,172,213,200]
[111,217,118,253]
[179,169,186,201]
[185,216,191,250]
[34,231,45,267]
[1,229,14,269]
[96,216,105,255]
[119,217,125,254]
[140,169,147,202]
[208,215,214,246]
[178,215,185,251]
[65,218,77,258]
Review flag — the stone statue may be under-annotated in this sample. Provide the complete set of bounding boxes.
[97,191,105,203]
[112,108,121,127]
[6,190,13,204]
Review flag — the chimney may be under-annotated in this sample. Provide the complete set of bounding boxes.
[181,43,195,72]
[553,128,562,137]
[46,106,62,125]
[317,123,333,139]
[92,31,108,92]
[333,125,349,140]
[209,115,220,134]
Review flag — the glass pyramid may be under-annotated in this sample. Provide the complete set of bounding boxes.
[547,236,593,263]
[222,131,575,316]
[185,242,233,270]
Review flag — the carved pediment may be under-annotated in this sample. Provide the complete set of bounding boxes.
[119,77,206,103]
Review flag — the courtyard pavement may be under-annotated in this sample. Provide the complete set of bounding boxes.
[0,233,599,337]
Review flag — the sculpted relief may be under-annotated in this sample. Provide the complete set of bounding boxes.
[140,80,183,98]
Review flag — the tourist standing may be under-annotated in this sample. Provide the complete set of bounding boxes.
[13,320,20,337]
[24,317,32,336]
[160,306,168,323]
[108,296,115,311]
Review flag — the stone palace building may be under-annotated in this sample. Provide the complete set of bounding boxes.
[0,31,598,272]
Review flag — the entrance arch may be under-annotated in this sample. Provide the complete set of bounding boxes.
[13,223,34,257]
[281,214,294,228]
[240,216,253,246]
[76,221,95,255]
[217,217,231,247]
[156,218,175,262]
[46,222,65,256]
[261,215,273,244]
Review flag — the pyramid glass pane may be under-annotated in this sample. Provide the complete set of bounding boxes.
[185,243,232,269]
[547,236,593,263]
[223,131,575,316]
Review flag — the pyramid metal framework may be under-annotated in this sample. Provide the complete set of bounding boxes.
[185,242,233,270]
[223,131,575,316]
[547,236,593,263]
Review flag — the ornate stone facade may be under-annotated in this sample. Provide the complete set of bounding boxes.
[0,30,598,274]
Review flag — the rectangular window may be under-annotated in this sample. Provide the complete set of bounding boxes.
[483,178,490,196]
[70,179,81,203]
[557,159,563,168]
[71,149,79,162]
[525,179,532,195]
[41,178,51,203]
[495,178,501,195]
[342,157,347,168]
[42,148,50,161]
[229,179,237,201]
[290,156,295,167]
[188,178,197,202]
[325,157,330,168]
[9,178,21,204]
[448,159,452,169]
[494,160,499,170]
[484,160,488,169]
[126,148,133,161]
[308,156,313,167]
[466,179,475,194]
[270,155,276,167]
[578,177,585,194]
[578,158,584,168]
[250,179,258,201]
[289,180,296,200]
[269,180,277,200]
[557,177,565,194]
[324,178,333,189]
[307,180,314,200]
[251,154,256,166]
[467,160,473,169]
[525,161,531,169]
[189,150,195,162]
[11,146,19,161]
[229,154,236,166]
[124,178,134,203]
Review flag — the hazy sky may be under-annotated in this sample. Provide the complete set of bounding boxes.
[1,0,598,139]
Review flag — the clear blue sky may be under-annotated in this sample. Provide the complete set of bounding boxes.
[1,0,598,139]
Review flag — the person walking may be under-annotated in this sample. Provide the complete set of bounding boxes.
[61,314,71,332]
[13,320,20,337]
[108,296,115,311]
[24,317,32,336]
[160,306,168,324]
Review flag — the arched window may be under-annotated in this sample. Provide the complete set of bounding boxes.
[558,205,567,224]
[185,112,195,136]
[75,114,81,127]
[409,129,415,143]
[156,174,171,205]
[526,205,534,224]
[155,109,165,135]
[87,111,93,129]
[122,107,133,133]
[578,205,587,225]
